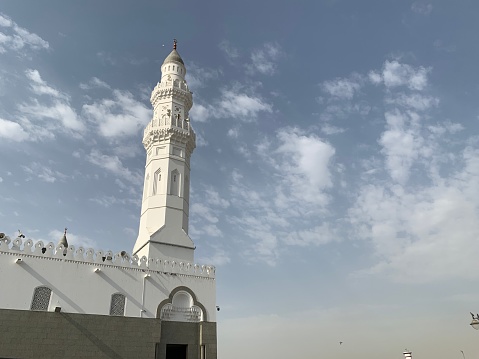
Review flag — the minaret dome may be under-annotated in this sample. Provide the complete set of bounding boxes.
[161,39,186,82]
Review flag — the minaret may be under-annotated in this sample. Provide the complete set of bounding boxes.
[133,40,196,262]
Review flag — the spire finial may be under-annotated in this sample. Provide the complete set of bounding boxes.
[173,39,177,50]
[64,227,68,236]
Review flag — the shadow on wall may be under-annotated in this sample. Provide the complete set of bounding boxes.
[20,263,85,313]
[61,313,123,359]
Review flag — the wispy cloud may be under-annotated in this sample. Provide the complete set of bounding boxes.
[191,86,272,122]
[219,40,240,62]
[82,89,150,138]
[79,77,111,90]
[18,69,85,134]
[190,187,230,238]
[86,149,142,184]
[0,118,28,141]
[0,13,49,54]
[411,2,433,15]
[247,43,282,76]
[222,128,336,265]
[370,60,431,90]
[321,75,363,100]
[186,63,222,90]
[21,162,70,183]
[347,60,478,283]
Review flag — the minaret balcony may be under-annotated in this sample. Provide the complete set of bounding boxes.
[143,117,193,137]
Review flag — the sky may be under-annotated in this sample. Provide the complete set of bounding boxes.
[1,0,479,358]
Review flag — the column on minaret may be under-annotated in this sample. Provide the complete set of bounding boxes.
[133,40,196,263]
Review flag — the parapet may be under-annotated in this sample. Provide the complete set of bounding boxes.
[0,236,215,279]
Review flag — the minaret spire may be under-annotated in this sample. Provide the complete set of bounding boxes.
[133,42,196,262]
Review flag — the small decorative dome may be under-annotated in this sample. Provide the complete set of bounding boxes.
[58,228,68,248]
[162,39,184,65]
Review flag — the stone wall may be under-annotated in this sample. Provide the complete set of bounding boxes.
[0,309,216,359]
[157,321,217,359]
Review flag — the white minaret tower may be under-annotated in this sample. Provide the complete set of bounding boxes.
[133,40,196,263]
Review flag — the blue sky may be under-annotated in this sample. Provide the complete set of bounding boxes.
[1,0,479,357]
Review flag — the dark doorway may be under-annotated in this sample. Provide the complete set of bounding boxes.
[166,344,187,359]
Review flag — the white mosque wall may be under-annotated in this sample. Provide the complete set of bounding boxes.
[0,237,216,322]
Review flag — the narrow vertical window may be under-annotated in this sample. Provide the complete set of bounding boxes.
[31,286,52,311]
[170,170,180,196]
[110,293,126,316]
[153,168,161,195]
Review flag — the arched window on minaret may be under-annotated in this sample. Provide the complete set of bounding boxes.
[109,293,126,316]
[170,169,180,196]
[153,168,161,195]
[143,173,150,201]
[30,286,52,311]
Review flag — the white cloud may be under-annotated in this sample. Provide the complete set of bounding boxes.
[321,76,362,99]
[379,122,419,184]
[19,98,85,132]
[411,2,433,15]
[189,103,211,123]
[21,162,69,183]
[192,87,272,122]
[276,128,335,190]
[198,246,230,266]
[0,118,28,141]
[321,124,346,135]
[25,69,67,100]
[89,195,138,208]
[19,69,85,134]
[375,62,437,184]
[0,14,13,27]
[190,188,230,238]
[381,60,431,91]
[247,43,282,75]
[218,128,336,265]
[217,88,272,121]
[83,90,150,138]
[79,77,111,90]
[204,188,230,208]
[191,203,219,224]
[227,128,240,138]
[219,40,239,61]
[97,51,117,66]
[347,59,479,283]
[283,224,337,247]
[186,63,221,90]
[385,93,439,111]
[86,149,142,184]
[0,13,49,53]
[368,70,382,85]
[351,154,479,283]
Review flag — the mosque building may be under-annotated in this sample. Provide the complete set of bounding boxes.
[0,41,217,359]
